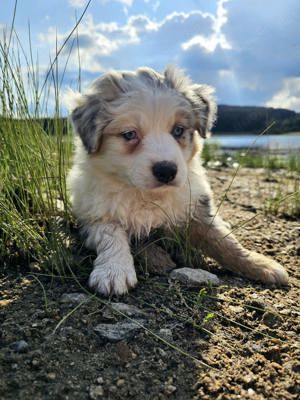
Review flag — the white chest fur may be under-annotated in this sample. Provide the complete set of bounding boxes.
[69,149,210,237]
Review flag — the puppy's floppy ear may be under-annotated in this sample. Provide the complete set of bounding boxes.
[70,94,105,153]
[164,65,217,138]
[187,84,217,138]
[66,72,129,153]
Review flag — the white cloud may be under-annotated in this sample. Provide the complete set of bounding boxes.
[101,0,134,6]
[68,0,86,8]
[181,0,231,53]
[38,10,214,73]
[266,78,300,112]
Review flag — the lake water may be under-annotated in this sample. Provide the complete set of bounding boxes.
[208,134,300,151]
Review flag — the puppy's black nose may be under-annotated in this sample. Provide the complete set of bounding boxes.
[152,161,177,184]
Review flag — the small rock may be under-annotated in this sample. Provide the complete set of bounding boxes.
[138,243,176,275]
[89,385,104,399]
[94,321,145,342]
[103,302,147,319]
[228,305,244,313]
[291,310,300,317]
[60,293,90,304]
[242,373,255,384]
[96,377,104,384]
[164,385,177,395]
[116,378,125,387]
[29,262,41,272]
[262,311,283,327]
[159,328,173,341]
[251,344,262,353]
[170,267,219,286]
[115,342,132,363]
[12,340,29,353]
[46,372,56,380]
[157,348,167,358]
[109,385,117,393]
[247,388,256,397]
[31,359,40,367]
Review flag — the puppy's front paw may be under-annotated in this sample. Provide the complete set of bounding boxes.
[89,261,137,296]
[248,251,289,286]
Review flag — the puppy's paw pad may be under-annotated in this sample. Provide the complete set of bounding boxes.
[89,265,137,296]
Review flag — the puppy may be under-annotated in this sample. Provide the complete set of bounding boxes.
[68,66,288,296]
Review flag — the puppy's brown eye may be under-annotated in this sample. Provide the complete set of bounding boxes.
[121,130,138,141]
[171,125,185,139]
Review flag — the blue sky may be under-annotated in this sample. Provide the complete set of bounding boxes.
[1,0,300,111]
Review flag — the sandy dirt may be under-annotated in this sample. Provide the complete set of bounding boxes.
[1,167,299,400]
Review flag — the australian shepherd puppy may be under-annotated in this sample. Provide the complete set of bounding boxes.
[67,66,288,296]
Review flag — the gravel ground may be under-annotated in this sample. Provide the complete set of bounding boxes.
[0,167,299,400]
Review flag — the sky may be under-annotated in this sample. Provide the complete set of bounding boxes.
[1,0,300,112]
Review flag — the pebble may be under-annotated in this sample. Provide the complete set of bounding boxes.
[89,385,104,399]
[94,321,145,342]
[262,311,283,327]
[103,302,147,319]
[164,385,177,395]
[247,388,256,397]
[242,373,255,384]
[169,267,219,286]
[12,340,29,353]
[228,305,244,313]
[251,344,262,353]
[31,359,40,367]
[46,372,56,380]
[60,293,90,304]
[29,262,41,272]
[116,378,125,387]
[115,342,132,363]
[158,328,173,341]
[157,348,167,358]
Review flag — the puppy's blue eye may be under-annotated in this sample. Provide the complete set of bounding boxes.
[121,130,138,141]
[171,125,185,138]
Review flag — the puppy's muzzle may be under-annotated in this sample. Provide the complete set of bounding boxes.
[152,161,178,184]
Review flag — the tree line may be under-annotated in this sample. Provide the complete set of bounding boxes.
[1,105,300,135]
[214,105,300,134]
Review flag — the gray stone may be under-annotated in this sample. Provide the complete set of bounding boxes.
[60,293,90,304]
[103,302,147,319]
[12,340,29,353]
[89,385,104,399]
[94,321,145,342]
[164,385,177,395]
[158,328,173,341]
[169,267,219,286]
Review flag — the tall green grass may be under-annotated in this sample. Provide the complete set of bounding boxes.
[0,12,79,272]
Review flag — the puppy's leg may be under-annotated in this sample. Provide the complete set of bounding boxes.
[84,224,137,296]
[190,198,288,285]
